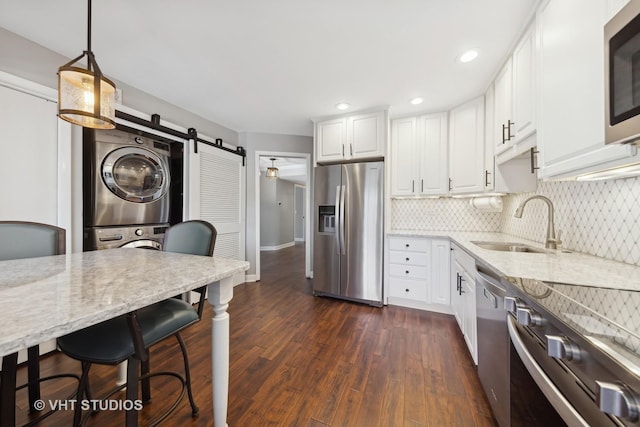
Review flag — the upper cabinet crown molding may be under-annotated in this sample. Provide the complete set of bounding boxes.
[314,110,387,165]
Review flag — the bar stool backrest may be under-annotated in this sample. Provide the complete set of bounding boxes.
[0,221,66,260]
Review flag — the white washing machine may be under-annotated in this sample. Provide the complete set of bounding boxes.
[84,128,172,227]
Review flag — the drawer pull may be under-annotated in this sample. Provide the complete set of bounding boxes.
[405,244,410,248]
[405,270,410,274]
[405,257,410,261]
[405,288,410,293]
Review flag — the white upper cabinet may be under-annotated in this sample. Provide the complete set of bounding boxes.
[315,110,386,164]
[315,118,346,163]
[494,23,538,164]
[390,117,417,196]
[537,0,636,179]
[449,96,485,194]
[512,24,537,142]
[485,82,538,193]
[493,59,513,157]
[390,113,448,197]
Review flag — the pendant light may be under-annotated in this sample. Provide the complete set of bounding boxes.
[266,158,279,179]
[57,0,116,129]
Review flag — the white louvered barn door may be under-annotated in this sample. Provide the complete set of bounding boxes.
[187,140,246,285]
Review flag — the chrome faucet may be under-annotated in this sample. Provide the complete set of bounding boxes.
[514,195,562,250]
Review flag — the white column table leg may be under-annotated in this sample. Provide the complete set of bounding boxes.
[207,276,234,427]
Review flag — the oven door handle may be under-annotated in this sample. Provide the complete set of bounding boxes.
[508,316,590,427]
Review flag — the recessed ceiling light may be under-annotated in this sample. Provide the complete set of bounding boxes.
[410,97,424,105]
[458,49,479,63]
[335,102,351,111]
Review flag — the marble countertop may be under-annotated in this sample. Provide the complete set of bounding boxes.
[0,248,249,358]
[389,230,640,291]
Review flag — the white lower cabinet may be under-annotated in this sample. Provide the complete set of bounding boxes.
[387,236,450,313]
[450,243,477,364]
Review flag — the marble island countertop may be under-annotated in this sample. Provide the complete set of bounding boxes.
[389,230,640,292]
[0,248,249,358]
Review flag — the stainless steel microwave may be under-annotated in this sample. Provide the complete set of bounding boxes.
[605,0,640,145]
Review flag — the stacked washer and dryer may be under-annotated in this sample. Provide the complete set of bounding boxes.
[83,128,174,251]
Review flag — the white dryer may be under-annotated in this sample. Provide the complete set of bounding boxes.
[84,128,172,227]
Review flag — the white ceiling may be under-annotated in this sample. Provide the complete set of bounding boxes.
[259,156,307,185]
[0,0,536,137]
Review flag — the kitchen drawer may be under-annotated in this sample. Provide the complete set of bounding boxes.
[389,277,428,301]
[389,250,429,266]
[389,236,429,252]
[389,264,429,280]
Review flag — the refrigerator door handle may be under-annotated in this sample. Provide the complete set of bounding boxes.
[340,184,346,255]
[335,185,341,255]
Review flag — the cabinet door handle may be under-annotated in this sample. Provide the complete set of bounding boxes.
[507,120,514,140]
[350,144,353,156]
[485,170,491,187]
[412,180,415,193]
[456,273,461,291]
[448,178,452,191]
[530,148,540,173]
[342,144,345,157]
[502,124,508,144]
[421,179,424,193]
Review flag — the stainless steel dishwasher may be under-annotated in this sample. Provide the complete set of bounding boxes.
[476,267,509,427]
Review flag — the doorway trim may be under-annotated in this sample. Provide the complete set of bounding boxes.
[255,150,312,281]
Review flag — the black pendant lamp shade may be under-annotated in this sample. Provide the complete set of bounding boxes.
[58,0,116,129]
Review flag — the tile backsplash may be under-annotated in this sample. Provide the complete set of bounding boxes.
[391,176,640,267]
[391,198,501,232]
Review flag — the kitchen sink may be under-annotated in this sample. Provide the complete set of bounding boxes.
[471,241,548,254]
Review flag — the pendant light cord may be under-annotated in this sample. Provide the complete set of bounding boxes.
[87,0,92,53]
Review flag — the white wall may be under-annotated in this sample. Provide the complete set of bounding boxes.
[0,27,238,143]
[259,175,295,248]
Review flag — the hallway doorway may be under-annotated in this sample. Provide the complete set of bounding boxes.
[255,151,311,282]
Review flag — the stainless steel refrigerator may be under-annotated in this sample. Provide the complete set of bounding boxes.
[313,161,384,306]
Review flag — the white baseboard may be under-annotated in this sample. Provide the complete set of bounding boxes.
[294,237,305,242]
[260,241,295,251]
[244,274,258,283]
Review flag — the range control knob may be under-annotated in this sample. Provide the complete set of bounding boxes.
[596,381,640,422]
[516,307,543,327]
[504,297,518,313]
[135,229,144,236]
[546,335,581,362]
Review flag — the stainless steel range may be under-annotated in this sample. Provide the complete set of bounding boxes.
[501,276,640,426]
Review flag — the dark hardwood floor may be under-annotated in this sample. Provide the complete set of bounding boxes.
[15,243,496,426]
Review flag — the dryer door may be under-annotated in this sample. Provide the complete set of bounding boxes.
[121,239,162,250]
[102,147,170,203]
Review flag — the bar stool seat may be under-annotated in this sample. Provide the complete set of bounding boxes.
[59,299,199,364]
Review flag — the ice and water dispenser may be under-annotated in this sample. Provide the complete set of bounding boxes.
[318,205,335,233]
